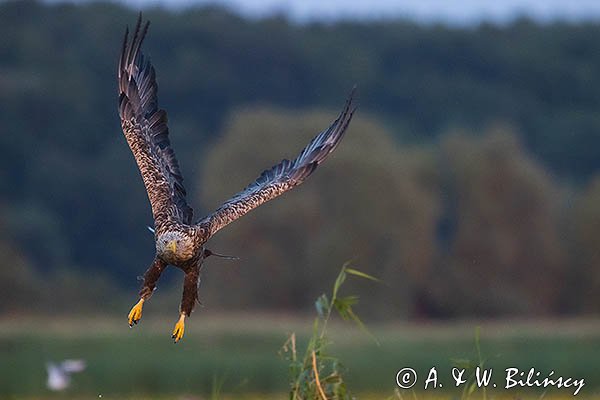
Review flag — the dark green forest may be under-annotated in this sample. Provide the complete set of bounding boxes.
[1,0,600,318]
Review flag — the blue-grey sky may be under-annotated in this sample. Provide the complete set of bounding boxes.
[88,0,600,24]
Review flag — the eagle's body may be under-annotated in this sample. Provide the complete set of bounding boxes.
[118,15,355,342]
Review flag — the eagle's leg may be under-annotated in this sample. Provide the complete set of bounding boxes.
[172,265,200,343]
[128,257,167,327]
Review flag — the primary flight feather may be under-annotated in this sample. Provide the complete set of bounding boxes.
[118,15,355,342]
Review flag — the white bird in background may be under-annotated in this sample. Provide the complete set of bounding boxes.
[46,359,86,391]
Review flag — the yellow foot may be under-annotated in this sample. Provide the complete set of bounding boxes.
[171,313,186,343]
[128,298,144,327]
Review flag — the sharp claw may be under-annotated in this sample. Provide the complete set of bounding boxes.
[127,298,145,328]
[171,313,186,343]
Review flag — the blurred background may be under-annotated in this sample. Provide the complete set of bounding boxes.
[1,0,599,398]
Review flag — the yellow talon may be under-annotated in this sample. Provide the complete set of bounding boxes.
[171,313,186,343]
[128,298,144,327]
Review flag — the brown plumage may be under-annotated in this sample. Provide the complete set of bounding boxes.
[118,15,355,342]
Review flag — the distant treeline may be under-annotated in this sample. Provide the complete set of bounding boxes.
[1,0,599,318]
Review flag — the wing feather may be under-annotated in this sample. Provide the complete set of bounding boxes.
[199,89,356,236]
[118,15,193,228]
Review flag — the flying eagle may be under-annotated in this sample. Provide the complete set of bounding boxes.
[118,15,355,342]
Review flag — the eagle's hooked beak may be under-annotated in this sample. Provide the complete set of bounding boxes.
[167,240,177,254]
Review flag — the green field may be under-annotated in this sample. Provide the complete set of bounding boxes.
[1,314,599,399]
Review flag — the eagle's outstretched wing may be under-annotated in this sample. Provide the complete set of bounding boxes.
[199,90,355,237]
[118,15,193,228]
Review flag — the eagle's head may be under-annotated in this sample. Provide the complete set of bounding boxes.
[156,231,196,263]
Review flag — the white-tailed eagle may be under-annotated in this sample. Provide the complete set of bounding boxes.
[118,15,355,342]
